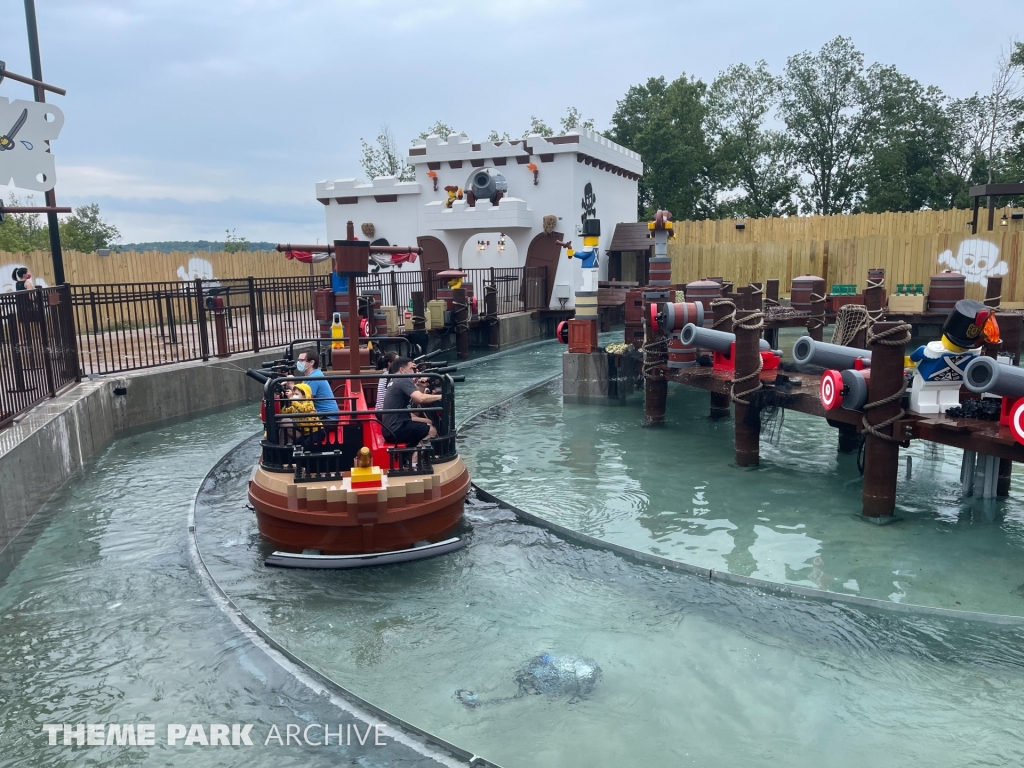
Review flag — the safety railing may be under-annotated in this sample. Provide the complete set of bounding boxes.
[424,267,547,312]
[70,275,330,375]
[0,285,80,430]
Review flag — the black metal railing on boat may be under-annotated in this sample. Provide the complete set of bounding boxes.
[250,369,459,481]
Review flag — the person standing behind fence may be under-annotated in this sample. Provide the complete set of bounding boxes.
[12,268,34,291]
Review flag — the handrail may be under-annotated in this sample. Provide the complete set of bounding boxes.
[284,336,412,361]
[257,370,457,452]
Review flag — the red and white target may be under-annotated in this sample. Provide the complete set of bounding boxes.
[820,370,843,411]
[1010,398,1024,445]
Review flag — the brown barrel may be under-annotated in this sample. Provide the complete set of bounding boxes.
[667,331,697,369]
[660,301,705,333]
[436,287,454,311]
[791,274,825,313]
[927,271,965,313]
[313,288,335,321]
[649,256,672,286]
[685,280,723,327]
[625,288,645,323]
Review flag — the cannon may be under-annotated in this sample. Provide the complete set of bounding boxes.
[791,336,871,370]
[465,168,508,207]
[651,301,704,334]
[678,323,780,372]
[963,356,1024,399]
[963,356,1024,443]
[791,337,874,412]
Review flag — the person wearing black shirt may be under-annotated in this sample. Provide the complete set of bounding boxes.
[381,357,441,445]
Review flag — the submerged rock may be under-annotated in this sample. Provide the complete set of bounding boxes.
[456,654,602,708]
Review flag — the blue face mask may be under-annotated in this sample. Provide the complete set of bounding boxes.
[296,360,308,373]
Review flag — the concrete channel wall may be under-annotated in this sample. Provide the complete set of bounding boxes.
[0,350,281,558]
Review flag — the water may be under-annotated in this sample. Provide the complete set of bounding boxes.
[461,376,1024,616]
[7,335,1024,767]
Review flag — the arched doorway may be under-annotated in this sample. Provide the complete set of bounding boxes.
[523,231,563,309]
[417,236,449,301]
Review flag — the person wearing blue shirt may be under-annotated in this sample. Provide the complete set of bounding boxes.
[295,351,339,416]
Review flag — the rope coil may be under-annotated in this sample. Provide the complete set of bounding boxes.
[865,278,886,323]
[730,310,765,406]
[805,292,826,331]
[860,323,912,443]
[710,298,736,330]
[452,301,471,334]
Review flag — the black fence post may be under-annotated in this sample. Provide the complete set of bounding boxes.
[35,287,56,397]
[194,278,210,361]
[248,276,260,353]
[61,284,81,382]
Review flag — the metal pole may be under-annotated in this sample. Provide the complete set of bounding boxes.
[24,0,65,285]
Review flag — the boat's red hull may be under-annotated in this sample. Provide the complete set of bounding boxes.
[248,459,470,555]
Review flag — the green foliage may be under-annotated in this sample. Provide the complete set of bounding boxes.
[223,228,249,253]
[559,107,594,133]
[359,123,414,181]
[607,75,714,220]
[779,36,875,215]
[0,194,49,252]
[523,116,554,138]
[707,61,798,218]
[418,121,459,141]
[59,203,121,251]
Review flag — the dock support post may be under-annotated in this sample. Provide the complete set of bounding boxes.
[861,321,910,520]
[995,311,1022,495]
[733,309,762,467]
[808,277,826,342]
[864,269,885,326]
[710,296,734,419]
[453,287,470,360]
[642,287,668,427]
[836,422,862,454]
[485,285,500,349]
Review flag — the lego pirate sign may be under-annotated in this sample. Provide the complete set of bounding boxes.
[0,98,64,192]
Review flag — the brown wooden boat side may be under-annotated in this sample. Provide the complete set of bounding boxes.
[248,461,470,555]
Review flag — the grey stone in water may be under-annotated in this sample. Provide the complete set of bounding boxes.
[456,654,601,708]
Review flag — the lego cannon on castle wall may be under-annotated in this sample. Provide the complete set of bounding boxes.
[678,324,780,373]
[464,168,508,207]
[791,336,873,412]
[962,356,1024,444]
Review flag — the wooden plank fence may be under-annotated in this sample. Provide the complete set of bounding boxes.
[668,207,1023,304]
[0,249,334,291]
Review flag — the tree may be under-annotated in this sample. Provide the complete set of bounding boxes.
[522,116,554,138]
[943,95,992,207]
[59,203,121,251]
[486,130,511,142]
[0,194,49,252]
[418,121,459,141]
[608,75,715,219]
[779,36,875,215]
[859,66,953,212]
[559,107,595,133]
[983,40,1022,183]
[359,123,414,181]
[706,61,798,218]
[223,228,249,253]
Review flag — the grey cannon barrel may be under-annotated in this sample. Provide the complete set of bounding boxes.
[791,336,871,370]
[467,168,507,204]
[963,356,1024,398]
[679,324,772,353]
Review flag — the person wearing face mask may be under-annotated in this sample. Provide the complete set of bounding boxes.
[295,350,339,419]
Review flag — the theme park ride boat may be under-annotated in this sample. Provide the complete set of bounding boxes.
[246,340,470,569]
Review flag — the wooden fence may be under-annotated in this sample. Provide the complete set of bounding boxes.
[668,207,1024,304]
[0,249,333,289]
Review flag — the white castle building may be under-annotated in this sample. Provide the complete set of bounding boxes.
[316,129,643,309]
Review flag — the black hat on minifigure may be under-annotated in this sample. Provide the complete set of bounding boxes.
[941,299,992,349]
[581,218,601,237]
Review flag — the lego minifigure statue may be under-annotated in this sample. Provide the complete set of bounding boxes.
[907,298,1000,414]
[566,218,601,293]
[444,185,463,209]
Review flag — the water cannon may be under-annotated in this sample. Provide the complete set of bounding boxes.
[651,301,704,334]
[678,324,780,373]
[246,369,269,384]
[963,356,1024,443]
[791,337,873,413]
[792,337,871,370]
[450,375,466,383]
[431,365,459,375]
[465,168,508,207]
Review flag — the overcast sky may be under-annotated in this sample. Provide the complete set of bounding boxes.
[0,0,1017,244]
